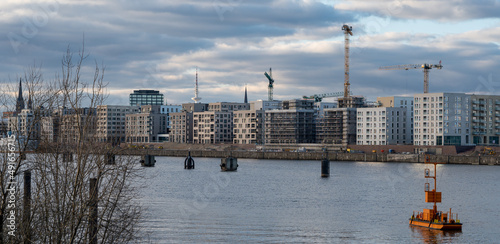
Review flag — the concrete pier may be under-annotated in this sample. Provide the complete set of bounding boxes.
[116,149,500,166]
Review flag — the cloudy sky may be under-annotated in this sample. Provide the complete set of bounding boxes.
[1,0,500,106]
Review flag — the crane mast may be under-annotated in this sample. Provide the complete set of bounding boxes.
[342,24,353,98]
[264,68,274,101]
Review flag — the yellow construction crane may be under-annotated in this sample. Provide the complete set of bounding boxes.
[379,61,443,93]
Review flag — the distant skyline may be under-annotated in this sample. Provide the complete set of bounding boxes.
[1,0,499,106]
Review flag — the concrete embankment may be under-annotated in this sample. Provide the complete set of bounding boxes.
[120,149,500,166]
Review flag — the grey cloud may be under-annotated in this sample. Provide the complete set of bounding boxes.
[1,0,499,106]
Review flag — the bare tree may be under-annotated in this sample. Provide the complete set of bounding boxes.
[1,44,143,243]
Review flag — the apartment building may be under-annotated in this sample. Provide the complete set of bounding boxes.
[59,108,97,145]
[470,95,500,146]
[208,102,249,112]
[356,107,410,145]
[250,100,281,111]
[193,111,233,144]
[160,105,182,134]
[233,110,264,144]
[96,105,139,144]
[170,112,193,143]
[125,105,167,143]
[0,117,7,137]
[40,116,59,143]
[182,103,208,113]
[413,93,470,146]
[377,96,414,143]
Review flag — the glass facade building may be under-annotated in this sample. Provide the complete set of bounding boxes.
[129,90,164,106]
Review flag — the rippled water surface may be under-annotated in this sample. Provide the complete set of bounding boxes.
[138,157,500,243]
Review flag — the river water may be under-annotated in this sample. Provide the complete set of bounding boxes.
[137,157,500,243]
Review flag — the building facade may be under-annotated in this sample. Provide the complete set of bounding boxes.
[377,96,414,143]
[160,105,182,134]
[193,111,234,144]
[233,110,264,144]
[250,100,281,111]
[265,109,316,144]
[182,103,208,113]
[97,105,139,144]
[414,93,470,146]
[170,112,193,143]
[208,102,250,112]
[59,108,97,145]
[129,90,164,106]
[470,95,500,146]
[356,107,410,145]
[125,105,167,143]
[40,116,59,143]
[316,108,356,145]
[315,102,337,117]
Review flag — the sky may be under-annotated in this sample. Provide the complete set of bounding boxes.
[1,0,500,106]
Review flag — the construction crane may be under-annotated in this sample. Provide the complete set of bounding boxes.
[264,68,274,101]
[342,24,353,98]
[379,61,443,93]
[302,91,352,102]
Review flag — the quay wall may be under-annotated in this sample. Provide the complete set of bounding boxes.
[120,149,500,165]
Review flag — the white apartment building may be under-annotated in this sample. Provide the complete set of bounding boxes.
[414,93,471,146]
[356,107,410,145]
[97,105,139,144]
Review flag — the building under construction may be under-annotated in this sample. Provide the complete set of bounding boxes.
[337,96,365,108]
[264,99,316,144]
[316,108,356,146]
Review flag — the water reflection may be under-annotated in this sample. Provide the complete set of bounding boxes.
[410,226,462,243]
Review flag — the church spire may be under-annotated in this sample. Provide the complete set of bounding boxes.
[27,95,33,110]
[244,84,248,103]
[15,78,25,113]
